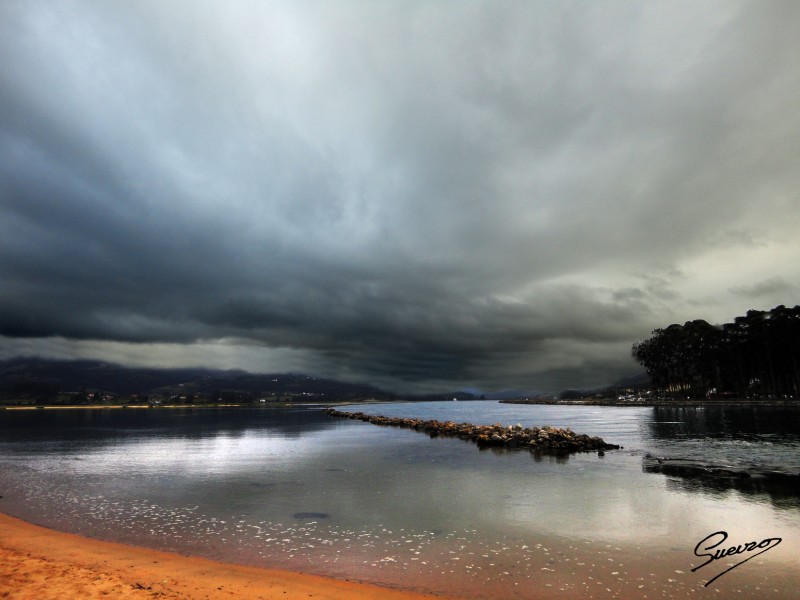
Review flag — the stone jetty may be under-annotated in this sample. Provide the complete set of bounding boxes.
[325,408,620,454]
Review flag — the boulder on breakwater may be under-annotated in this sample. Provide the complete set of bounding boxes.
[325,408,620,455]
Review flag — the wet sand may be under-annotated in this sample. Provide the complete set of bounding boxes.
[0,512,452,600]
[3,510,798,599]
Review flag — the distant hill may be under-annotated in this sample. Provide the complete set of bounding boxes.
[559,372,650,400]
[0,358,217,396]
[0,358,397,404]
[0,357,648,406]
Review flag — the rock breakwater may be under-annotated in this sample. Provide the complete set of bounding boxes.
[325,408,620,455]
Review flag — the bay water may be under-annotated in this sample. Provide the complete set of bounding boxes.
[1,402,798,598]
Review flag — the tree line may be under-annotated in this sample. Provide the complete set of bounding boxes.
[631,305,800,399]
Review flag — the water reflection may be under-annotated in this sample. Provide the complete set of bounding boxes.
[647,406,800,439]
[642,406,800,504]
[1,402,799,599]
[654,466,800,509]
[0,406,338,446]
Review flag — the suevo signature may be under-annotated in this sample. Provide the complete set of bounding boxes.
[692,530,781,587]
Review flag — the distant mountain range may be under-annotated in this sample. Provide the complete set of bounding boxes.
[0,358,397,403]
[0,357,492,404]
[0,357,648,405]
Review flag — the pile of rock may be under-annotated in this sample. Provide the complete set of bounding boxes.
[325,408,619,455]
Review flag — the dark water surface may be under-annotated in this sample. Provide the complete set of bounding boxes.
[1,402,798,598]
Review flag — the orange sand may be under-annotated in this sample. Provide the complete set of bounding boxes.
[0,512,452,600]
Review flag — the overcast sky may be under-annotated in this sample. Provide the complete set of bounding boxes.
[1,1,799,393]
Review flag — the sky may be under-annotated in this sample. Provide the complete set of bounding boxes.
[1,1,799,394]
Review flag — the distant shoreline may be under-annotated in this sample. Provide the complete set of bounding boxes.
[498,398,800,407]
[1,403,243,410]
[3,397,799,410]
[0,402,342,410]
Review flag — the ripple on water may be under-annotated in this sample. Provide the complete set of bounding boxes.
[0,471,746,599]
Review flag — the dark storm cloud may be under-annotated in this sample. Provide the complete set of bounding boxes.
[1,1,799,392]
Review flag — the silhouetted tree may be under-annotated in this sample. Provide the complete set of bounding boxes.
[632,305,800,399]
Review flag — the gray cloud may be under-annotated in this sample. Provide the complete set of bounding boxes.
[730,277,799,301]
[2,1,799,392]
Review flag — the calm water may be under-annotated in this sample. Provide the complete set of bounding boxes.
[1,402,799,599]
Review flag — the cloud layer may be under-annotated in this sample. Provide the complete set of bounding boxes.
[2,1,799,392]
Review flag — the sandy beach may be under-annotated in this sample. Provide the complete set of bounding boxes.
[0,512,451,600]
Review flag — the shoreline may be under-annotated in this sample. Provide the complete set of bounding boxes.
[3,511,797,600]
[498,398,800,407]
[0,511,453,600]
[0,400,386,410]
[3,397,799,411]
